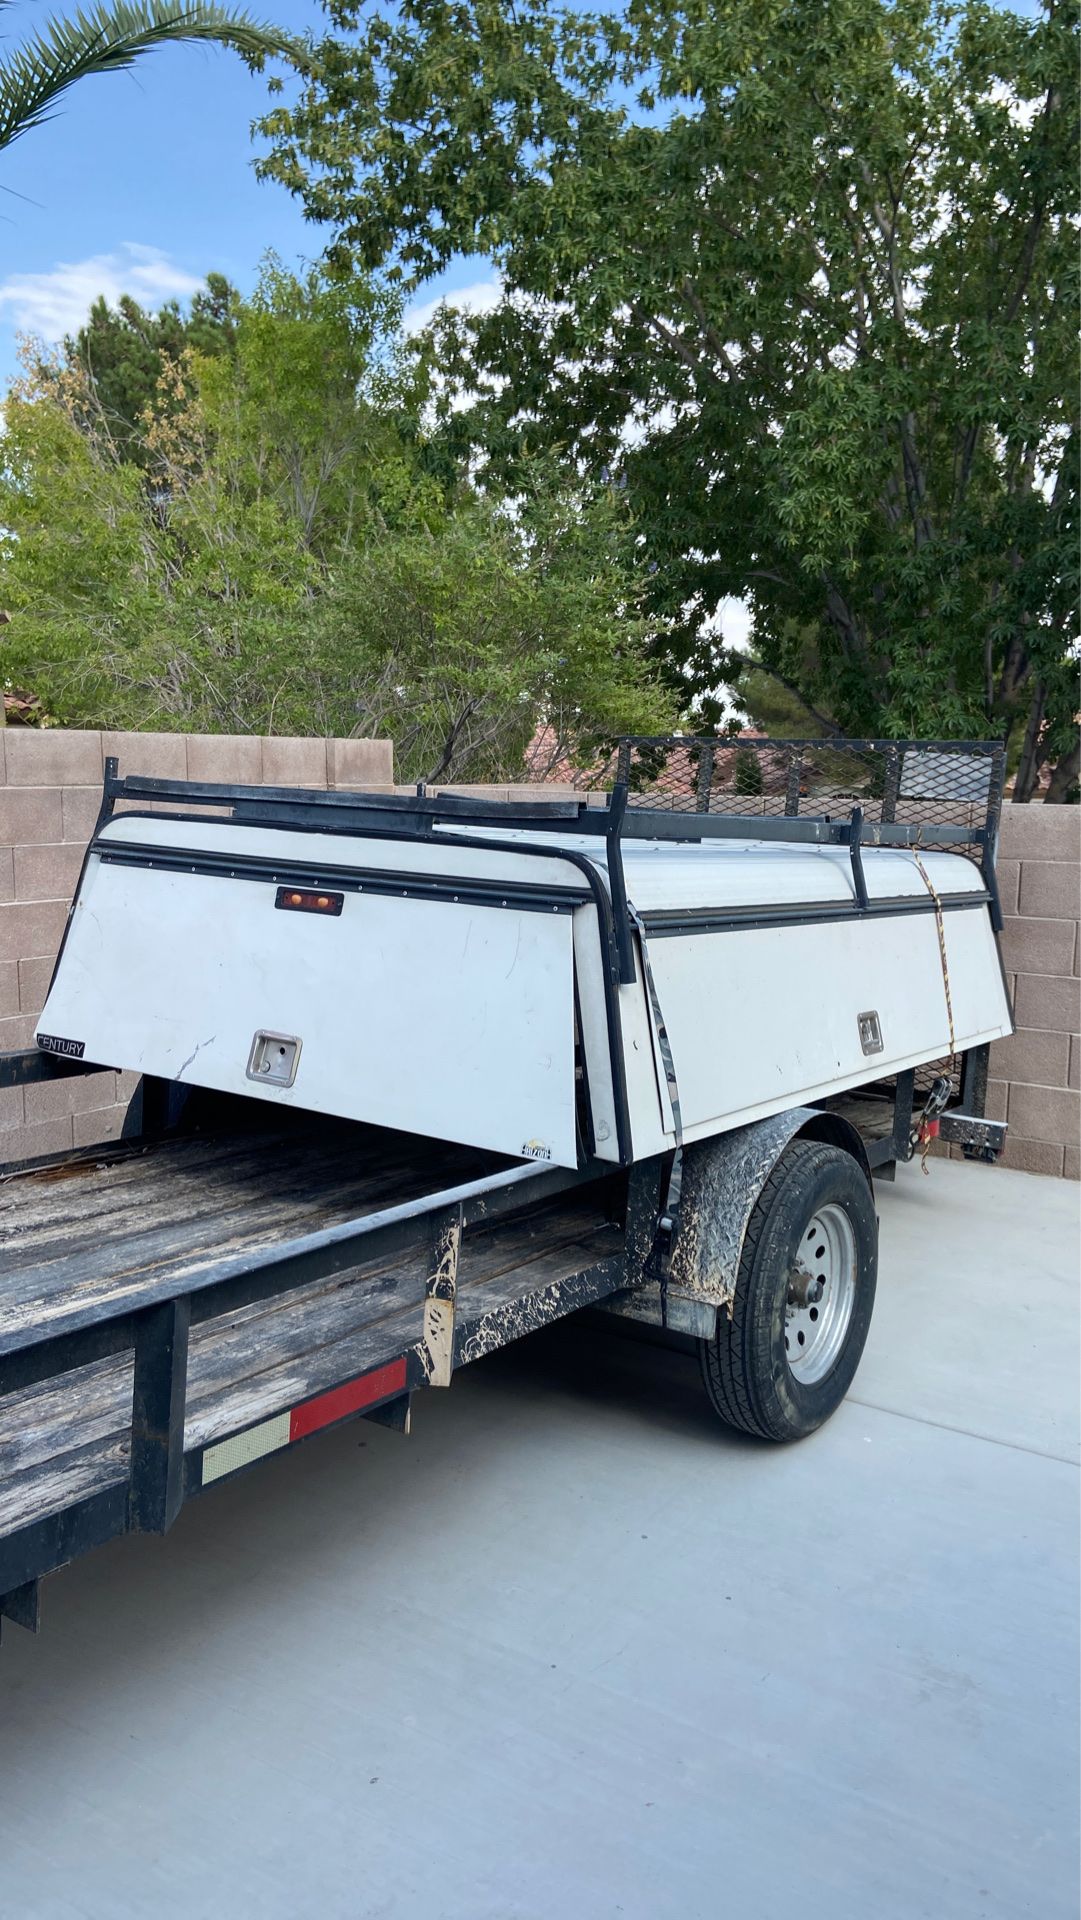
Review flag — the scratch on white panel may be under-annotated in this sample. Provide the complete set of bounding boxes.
[504,922,523,978]
[176,1035,216,1079]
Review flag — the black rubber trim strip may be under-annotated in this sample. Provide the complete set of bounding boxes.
[95,839,590,917]
[637,891,990,938]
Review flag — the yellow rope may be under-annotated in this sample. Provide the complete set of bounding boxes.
[911,849,958,1173]
[911,850,957,1060]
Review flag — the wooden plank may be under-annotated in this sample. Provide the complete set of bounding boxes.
[456,1244,627,1367]
[0,1199,619,1540]
[0,1433,131,1538]
[0,1354,133,1479]
[1,1143,471,1267]
[0,1128,495,1351]
[186,1306,423,1452]
[187,1215,616,1451]
[816,1093,896,1140]
[2,1125,476,1266]
[186,1210,604,1448]
[1,1117,482,1243]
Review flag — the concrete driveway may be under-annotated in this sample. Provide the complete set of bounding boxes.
[2,1159,1078,1920]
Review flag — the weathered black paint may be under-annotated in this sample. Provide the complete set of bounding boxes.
[128,1297,190,1535]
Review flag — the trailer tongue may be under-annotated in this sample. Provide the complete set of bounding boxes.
[1,737,1012,1649]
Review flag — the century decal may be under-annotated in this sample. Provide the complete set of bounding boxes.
[35,1033,86,1060]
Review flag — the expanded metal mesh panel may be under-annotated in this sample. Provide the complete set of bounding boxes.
[574,736,1005,859]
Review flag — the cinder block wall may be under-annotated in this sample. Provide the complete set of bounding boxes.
[991,805,1081,1178]
[2,733,1078,1175]
[0,729,393,1165]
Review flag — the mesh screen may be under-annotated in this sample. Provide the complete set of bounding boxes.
[574,736,1004,862]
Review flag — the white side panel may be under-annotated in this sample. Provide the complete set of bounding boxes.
[39,856,579,1166]
[637,906,1011,1147]
[618,973,672,1161]
[571,905,620,1162]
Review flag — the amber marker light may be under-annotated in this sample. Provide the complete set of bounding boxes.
[274,887,344,917]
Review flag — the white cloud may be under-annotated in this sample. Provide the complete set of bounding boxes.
[712,596,752,652]
[988,79,1042,130]
[0,243,203,340]
[404,276,503,337]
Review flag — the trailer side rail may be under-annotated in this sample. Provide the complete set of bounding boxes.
[0,1112,657,1635]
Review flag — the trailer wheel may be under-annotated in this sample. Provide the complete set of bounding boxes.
[698,1139,877,1443]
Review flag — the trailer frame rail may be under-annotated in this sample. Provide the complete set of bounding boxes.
[0,1098,658,1633]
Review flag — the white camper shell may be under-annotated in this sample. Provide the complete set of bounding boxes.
[38,768,1010,1171]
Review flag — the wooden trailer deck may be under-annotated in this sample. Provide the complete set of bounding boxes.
[0,1119,626,1546]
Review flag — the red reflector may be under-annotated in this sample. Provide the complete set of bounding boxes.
[289,1359,408,1442]
[275,886,344,916]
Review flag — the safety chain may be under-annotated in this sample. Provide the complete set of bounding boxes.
[911,849,959,1172]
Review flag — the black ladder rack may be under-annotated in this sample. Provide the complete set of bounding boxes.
[96,734,1007,986]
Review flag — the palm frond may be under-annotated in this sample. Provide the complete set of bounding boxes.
[0,1,297,151]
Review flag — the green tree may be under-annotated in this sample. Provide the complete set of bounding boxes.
[733,748,765,798]
[0,263,672,778]
[0,0,292,154]
[262,0,1079,799]
[54,274,239,463]
[306,477,674,782]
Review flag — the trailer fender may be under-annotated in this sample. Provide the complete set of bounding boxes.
[602,1107,870,1336]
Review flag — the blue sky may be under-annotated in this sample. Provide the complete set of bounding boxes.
[0,0,1039,386]
[0,0,1039,677]
[0,0,495,383]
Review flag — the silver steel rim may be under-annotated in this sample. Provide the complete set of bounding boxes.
[785,1202,858,1386]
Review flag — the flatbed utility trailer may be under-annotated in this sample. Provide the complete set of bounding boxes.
[0,737,1012,1646]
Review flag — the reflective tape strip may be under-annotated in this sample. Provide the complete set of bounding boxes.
[201,1356,409,1486]
[288,1358,407,1442]
[202,1412,290,1485]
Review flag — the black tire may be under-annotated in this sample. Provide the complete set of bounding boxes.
[698,1139,877,1442]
